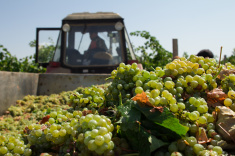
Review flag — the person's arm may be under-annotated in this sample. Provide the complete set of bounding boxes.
[97,37,108,51]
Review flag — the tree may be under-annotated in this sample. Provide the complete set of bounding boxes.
[0,45,46,73]
[130,31,172,70]
[29,38,55,63]
[183,52,189,59]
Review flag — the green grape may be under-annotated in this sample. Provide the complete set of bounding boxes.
[205,74,213,82]
[0,146,8,155]
[160,97,168,105]
[198,77,205,85]
[202,64,209,70]
[49,118,55,124]
[165,81,175,89]
[197,116,207,124]
[35,129,42,137]
[164,77,173,82]
[189,112,198,121]
[136,80,143,87]
[176,139,186,152]
[177,103,185,110]
[50,124,57,131]
[210,139,217,146]
[170,152,182,156]
[59,129,67,137]
[172,69,178,76]
[206,113,214,123]
[151,89,160,98]
[168,142,178,153]
[7,142,15,150]
[207,129,215,137]
[176,87,183,94]
[155,82,163,90]
[24,148,32,156]
[169,98,176,105]
[88,119,98,129]
[212,146,223,154]
[197,68,205,75]
[50,112,57,118]
[224,98,232,107]
[207,145,214,150]
[228,90,235,99]
[87,139,98,151]
[193,144,204,154]
[177,68,184,74]
[193,100,200,107]
[190,80,198,88]
[143,70,150,79]
[189,97,196,104]
[186,136,197,146]
[162,90,169,97]
[230,103,235,111]
[98,127,108,136]
[78,133,84,142]
[168,63,176,70]
[52,130,60,137]
[154,97,161,105]
[207,123,215,131]
[100,142,109,152]
[186,75,193,83]
[229,73,235,81]
[131,63,138,69]
[95,135,105,146]
[135,87,143,94]
[98,119,107,127]
[197,105,207,114]
[170,104,178,113]
[190,124,198,134]
[165,92,173,100]
[213,134,221,141]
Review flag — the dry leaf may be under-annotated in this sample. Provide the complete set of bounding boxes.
[150,106,164,113]
[39,115,50,124]
[196,128,210,144]
[207,88,227,108]
[82,110,93,116]
[132,91,153,107]
[217,69,235,80]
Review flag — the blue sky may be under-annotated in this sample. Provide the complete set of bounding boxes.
[1,0,235,59]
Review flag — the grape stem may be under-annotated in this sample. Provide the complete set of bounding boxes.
[151,66,156,72]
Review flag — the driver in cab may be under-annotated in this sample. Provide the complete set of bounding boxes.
[83,30,108,65]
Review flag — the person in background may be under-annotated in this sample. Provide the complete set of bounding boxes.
[83,30,108,65]
[196,49,214,58]
[88,31,108,52]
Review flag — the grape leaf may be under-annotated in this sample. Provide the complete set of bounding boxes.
[134,104,188,138]
[149,135,168,152]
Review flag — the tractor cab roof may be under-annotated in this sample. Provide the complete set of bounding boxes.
[63,12,123,21]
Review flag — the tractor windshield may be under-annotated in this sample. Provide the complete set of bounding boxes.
[64,24,124,66]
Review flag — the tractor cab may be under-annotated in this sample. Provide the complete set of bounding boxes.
[36,12,138,73]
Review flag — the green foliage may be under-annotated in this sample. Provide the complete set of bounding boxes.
[183,52,189,59]
[130,31,173,70]
[0,45,46,73]
[223,48,235,65]
[117,100,188,156]
[30,38,55,63]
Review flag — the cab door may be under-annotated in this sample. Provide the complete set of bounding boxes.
[36,28,61,67]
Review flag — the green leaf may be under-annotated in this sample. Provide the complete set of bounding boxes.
[134,104,188,138]
[124,126,151,156]
[149,135,168,153]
